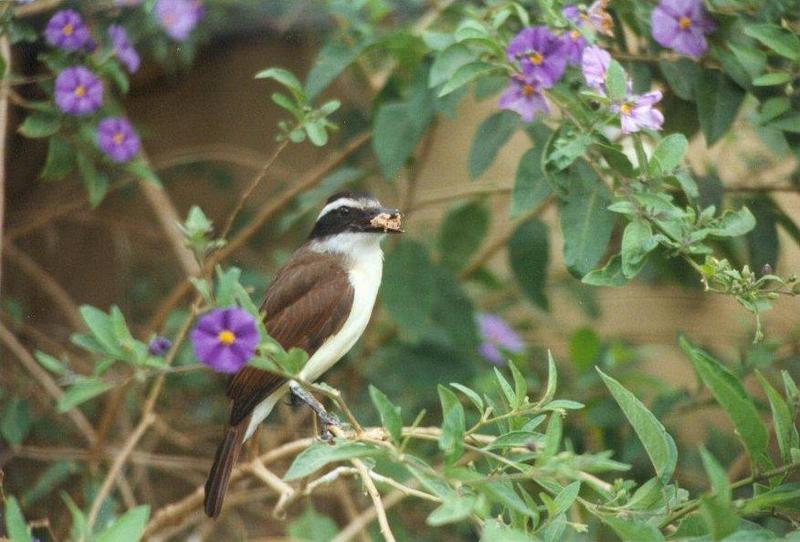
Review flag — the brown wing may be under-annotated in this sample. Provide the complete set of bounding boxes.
[226,249,354,425]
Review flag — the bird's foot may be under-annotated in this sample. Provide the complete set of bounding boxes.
[289,382,341,440]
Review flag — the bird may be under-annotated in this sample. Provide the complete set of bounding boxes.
[204,191,403,518]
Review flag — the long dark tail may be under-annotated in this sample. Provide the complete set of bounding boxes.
[204,420,247,518]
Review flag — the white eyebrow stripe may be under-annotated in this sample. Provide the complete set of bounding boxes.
[316,198,375,220]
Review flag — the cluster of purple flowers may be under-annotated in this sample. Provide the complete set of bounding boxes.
[499,0,715,130]
[582,46,664,133]
[44,10,143,163]
[191,307,259,373]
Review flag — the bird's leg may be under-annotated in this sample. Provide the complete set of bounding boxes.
[288,382,341,440]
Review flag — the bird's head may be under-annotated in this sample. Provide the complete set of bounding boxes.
[309,191,403,240]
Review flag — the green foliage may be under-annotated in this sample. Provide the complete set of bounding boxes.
[284,441,379,481]
[94,506,150,542]
[508,217,550,309]
[438,200,490,272]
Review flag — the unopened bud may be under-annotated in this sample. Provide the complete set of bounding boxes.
[761,263,773,276]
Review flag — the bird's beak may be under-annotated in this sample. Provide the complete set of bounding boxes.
[368,208,404,233]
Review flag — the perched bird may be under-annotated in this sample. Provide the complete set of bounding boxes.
[204,191,403,518]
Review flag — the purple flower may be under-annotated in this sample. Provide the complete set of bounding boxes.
[191,307,259,374]
[54,66,103,115]
[507,26,568,88]
[44,9,92,52]
[498,74,549,122]
[154,0,205,41]
[651,0,716,57]
[476,313,525,366]
[96,117,141,163]
[581,45,611,92]
[611,91,665,133]
[148,336,172,356]
[108,25,140,73]
[561,6,588,65]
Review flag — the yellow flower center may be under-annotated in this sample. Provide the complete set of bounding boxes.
[218,330,236,345]
[63,23,74,36]
[620,102,632,115]
[74,85,86,97]
[112,131,125,145]
[570,29,582,41]
[522,84,535,97]
[528,52,544,65]
[678,16,691,30]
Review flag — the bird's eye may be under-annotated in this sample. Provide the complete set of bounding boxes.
[339,207,350,215]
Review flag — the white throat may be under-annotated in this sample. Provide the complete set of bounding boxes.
[308,232,385,265]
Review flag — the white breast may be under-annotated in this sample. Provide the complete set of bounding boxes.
[245,233,384,440]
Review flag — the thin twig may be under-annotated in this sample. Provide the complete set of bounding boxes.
[332,490,407,542]
[138,176,200,277]
[0,321,97,443]
[85,412,155,532]
[219,139,290,240]
[249,459,295,516]
[3,242,84,329]
[331,427,396,542]
[13,0,64,16]
[0,35,9,299]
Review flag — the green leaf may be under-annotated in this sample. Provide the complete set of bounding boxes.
[550,481,581,518]
[426,495,476,526]
[597,368,678,483]
[1,398,32,446]
[284,441,378,481]
[511,145,551,218]
[621,220,659,278]
[707,207,756,238]
[569,327,600,372]
[369,385,402,445]
[481,481,538,519]
[695,71,745,146]
[468,111,519,179]
[560,164,614,277]
[744,24,800,60]
[752,72,792,86]
[95,505,150,542]
[438,200,489,271]
[79,305,122,357]
[18,112,61,138]
[756,371,797,464]
[382,240,436,339]
[437,61,496,97]
[57,378,113,412]
[605,59,628,101]
[76,153,108,208]
[287,506,339,542]
[582,254,627,287]
[648,134,688,176]
[450,383,484,412]
[493,367,516,407]
[740,483,800,513]
[255,67,304,98]
[21,460,76,506]
[659,59,701,101]
[304,120,328,147]
[541,350,558,404]
[595,512,665,542]
[699,446,731,502]
[372,102,425,180]
[438,385,465,462]
[508,218,549,309]
[480,519,532,542]
[429,44,475,88]
[680,337,769,464]
[40,136,75,181]
[4,496,33,542]
[305,39,365,99]
[767,113,800,133]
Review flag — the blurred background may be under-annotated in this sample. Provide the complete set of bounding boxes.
[2,1,800,540]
